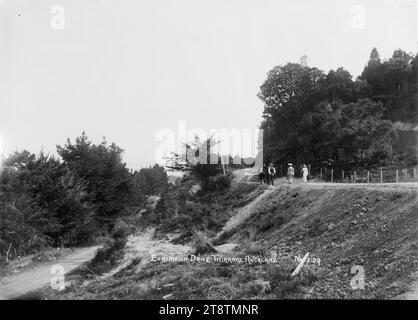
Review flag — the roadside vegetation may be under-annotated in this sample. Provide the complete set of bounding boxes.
[46,184,417,300]
[0,133,168,264]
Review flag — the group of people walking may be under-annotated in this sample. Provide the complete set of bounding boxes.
[258,163,309,185]
[257,163,276,185]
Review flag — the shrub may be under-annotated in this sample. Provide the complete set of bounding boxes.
[241,279,271,297]
[307,216,327,236]
[111,220,130,239]
[213,175,231,191]
[88,236,127,275]
[152,179,263,238]
[203,174,231,192]
[243,243,269,256]
[192,231,212,255]
[206,282,238,300]
[265,262,318,298]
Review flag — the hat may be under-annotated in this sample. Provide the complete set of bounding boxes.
[288,163,293,166]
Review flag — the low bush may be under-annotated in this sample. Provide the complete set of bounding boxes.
[111,219,130,239]
[88,236,126,275]
[203,175,232,192]
[87,218,132,275]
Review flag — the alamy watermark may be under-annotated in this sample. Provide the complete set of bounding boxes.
[350,265,365,290]
[155,121,263,167]
[50,5,65,30]
[50,264,66,291]
[350,5,365,30]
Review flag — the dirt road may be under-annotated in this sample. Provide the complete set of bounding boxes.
[232,168,418,191]
[0,246,100,300]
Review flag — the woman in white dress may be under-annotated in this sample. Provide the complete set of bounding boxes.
[302,164,309,183]
[287,163,294,184]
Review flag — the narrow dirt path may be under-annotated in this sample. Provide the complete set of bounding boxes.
[100,229,192,279]
[213,186,276,241]
[0,246,100,300]
[232,168,259,183]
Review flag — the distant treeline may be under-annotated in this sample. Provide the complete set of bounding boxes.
[0,133,168,261]
[259,48,418,170]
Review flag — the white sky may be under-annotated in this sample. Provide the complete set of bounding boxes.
[0,0,417,168]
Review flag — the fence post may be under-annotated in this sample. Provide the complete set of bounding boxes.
[414,168,416,178]
[396,169,399,183]
[331,169,333,183]
[342,170,344,180]
[320,168,322,181]
[354,171,356,182]
[308,164,311,180]
[367,170,369,184]
[380,170,383,183]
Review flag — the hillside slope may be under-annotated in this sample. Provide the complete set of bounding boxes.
[218,184,418,298]
[42,182,417,300]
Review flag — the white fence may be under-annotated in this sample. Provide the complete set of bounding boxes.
[315,167,418,183]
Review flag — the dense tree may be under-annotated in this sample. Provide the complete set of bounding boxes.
[258,49,416,169]
[361,49,417,122]
[0,150,93,257]
[132,164,168,196]
[165,136,224,183]
[57,133,133,225]
[0,133,170,261]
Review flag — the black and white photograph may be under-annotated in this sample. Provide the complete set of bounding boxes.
[0,0,417,309]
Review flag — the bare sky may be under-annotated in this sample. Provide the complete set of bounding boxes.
[0,0,417,169]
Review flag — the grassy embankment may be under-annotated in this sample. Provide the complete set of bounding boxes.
[45,183,417,299]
